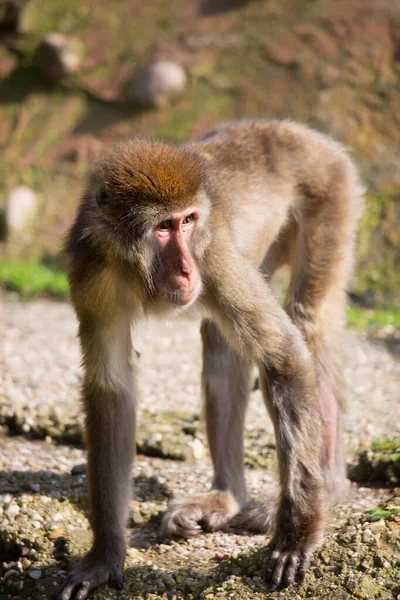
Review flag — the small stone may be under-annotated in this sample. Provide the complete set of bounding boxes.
[127,548,141,559]
[71,464,86,475]
[30,483,41,493]
[34,32,83,81]
[188,437,206,460]
[28,570,42,580]
[5,186,37,232]
[32,520,42,529]
[343,525,357,534]
[128,60,187,108]
[6,503,20,517]
[360,560,370,571]
[53,513,63,522]
[129,507,144,526]
[362,529,373,542]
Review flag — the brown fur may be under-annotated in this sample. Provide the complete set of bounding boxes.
[59,119,363,600]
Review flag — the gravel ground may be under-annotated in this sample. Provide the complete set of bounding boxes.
[1,297,400,599]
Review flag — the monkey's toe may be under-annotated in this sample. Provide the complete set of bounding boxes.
[160,490,241,539]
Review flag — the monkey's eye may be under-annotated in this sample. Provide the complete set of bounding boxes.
[183,214,194,225]
[158,220,172,230]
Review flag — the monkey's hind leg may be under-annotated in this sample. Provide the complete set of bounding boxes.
[160,320,250,539]
[285,179,361,504]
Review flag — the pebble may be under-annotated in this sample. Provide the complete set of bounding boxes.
[71,464,86,475]
[33,32,82,81]
[28,570,42,580]
[128,60,187,107]
[6,503,20,517]
[53,513,63,522]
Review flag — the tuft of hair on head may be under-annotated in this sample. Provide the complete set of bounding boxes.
[95,138,204,207]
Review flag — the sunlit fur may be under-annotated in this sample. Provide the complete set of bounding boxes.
[61,119,364,600]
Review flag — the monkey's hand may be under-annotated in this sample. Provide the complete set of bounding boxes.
[57,545,125,600]
[265,506,322,591]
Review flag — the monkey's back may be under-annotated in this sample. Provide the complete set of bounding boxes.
[185,119,363,267]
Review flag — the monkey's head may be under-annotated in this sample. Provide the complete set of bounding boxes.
[86,139,211,308]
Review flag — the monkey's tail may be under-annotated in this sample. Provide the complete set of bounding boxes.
[234,496,277,534]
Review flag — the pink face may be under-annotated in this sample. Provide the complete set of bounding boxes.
[153,209,201,306]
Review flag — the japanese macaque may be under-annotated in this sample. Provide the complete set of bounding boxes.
[59,120,363,600]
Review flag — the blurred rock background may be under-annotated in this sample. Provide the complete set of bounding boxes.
[0,0,399,306]
[1,3,400,599]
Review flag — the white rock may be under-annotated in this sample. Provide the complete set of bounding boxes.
[34,32,82,81]
[188,437,206,460]
[129,60,187,107]
[5,186,37,232]
[5,503,20,517]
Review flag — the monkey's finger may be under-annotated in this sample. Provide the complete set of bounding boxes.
[110,573,124,590]
[75,581,91,600]
[298,551,312,579]
[264,548,279,588]
[161,508,203,538]
[282,552,300,587]
[176,521,203,538]
[267,550,289,591]
[56,581,76,600]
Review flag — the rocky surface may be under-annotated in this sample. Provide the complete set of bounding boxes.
[2,0,400,303]
[0,297,400,599]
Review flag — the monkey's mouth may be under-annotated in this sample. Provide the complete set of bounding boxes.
[163,286,200,306]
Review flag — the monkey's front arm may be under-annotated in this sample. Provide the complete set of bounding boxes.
[205,237,325,589]
[57,307,136,600]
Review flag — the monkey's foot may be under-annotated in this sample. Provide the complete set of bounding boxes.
[265,535,315,591]
[234,497,276,534]
[57,547,125,600]
[160,490,241,539]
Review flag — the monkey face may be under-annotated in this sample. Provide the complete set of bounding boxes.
[152,208,202,306]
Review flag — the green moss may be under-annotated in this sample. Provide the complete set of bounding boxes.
[347,306,400,331]
[355,194,400,305]
[0,261,69,298]
[365,506,400,522]
[349,439,400,485]
[371,438,400,453]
